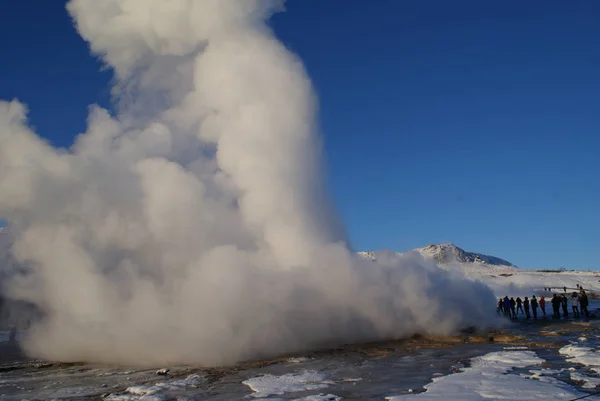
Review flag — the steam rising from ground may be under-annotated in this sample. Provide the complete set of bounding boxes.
[0,0,497,366]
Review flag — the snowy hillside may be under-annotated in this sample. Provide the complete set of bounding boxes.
[358,243,600,298]
[358,243,516,271]
[473,269,600,298]
[416,243,515,267]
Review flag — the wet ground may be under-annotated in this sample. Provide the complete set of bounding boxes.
[1,317,600,400]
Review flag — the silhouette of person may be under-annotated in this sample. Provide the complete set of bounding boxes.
[516,297,523,315]
[539,296,546,318]
[531,295,538,319]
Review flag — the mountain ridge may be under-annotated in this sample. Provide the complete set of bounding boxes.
[416,243,516,267]
[358,242,517,268]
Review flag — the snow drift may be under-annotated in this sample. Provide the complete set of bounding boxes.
[0,0,497,366]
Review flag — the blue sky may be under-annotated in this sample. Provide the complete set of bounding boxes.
[1,1,599,269]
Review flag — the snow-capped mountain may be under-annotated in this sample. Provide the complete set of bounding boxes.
[416,243,516,267]
[358,243,517,269]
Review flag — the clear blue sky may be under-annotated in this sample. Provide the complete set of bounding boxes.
[1,1,599,269]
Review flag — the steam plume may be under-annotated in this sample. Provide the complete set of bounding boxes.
[0,0,497,366]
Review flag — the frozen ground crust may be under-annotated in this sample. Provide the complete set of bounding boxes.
[105,374,206,401]
[560,343,600,372]
[386,350,587,400]
[242,370,335,398]
[560,341,600,389]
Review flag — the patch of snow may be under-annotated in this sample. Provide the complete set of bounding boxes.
[570,371,600,389]
[243,370,333,398]
[105,374,205,401]
[385,350,586,400]
[560,345,600,371]
[287,357,310,363]
[105,395,167,401]
[524,368,565,383]
[293,395,342,401]
[269,395,342,401]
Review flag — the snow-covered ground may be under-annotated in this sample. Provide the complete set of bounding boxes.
[358,243,600,299]
[4,321,600,399]
[460,267,600,298]
[243,371,336,399]
[385,350,587,401]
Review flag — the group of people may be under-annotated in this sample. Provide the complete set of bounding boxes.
[497,289,590,320]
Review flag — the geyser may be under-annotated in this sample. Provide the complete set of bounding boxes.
[0,0,497,366]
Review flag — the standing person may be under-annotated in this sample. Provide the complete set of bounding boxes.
[539,296,547,318]
[503,296,511,317]
[571,292,580,318]
[516,297,524,315]
[531,295,538,319]
[524,297,531,319]
[510,297,517,318]
[497,298,504,316]
[561,294,569,318]
[8,326,17,343]
[551,294,561,318]
[580,290,590,319]
[564,286,567,293]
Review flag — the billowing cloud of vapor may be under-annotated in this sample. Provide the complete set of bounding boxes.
[0,0,498,366]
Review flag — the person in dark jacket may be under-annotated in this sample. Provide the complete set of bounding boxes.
[523,297,531,319]
[551,294,561,318]
[8,326,17,343]
[497,298,503,315]
[580,290,590,318]
[561,294,569,318]
[531,295,538,319]
[510,297,517,318]
[516,297,523,315]
[503,296,511,317]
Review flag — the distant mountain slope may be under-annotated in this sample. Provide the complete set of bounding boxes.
[358,243,517,270]
[416,243,516,267]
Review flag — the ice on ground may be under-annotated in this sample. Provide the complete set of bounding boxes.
[560,345,600,372]
[106,395,167,401]
[524,368,565,384]
[243,370,333,398]
[269,395,342,401]
[570,371,600,389]
[386,351,586,400]
[287,357,311,364]
[105,374,205,401]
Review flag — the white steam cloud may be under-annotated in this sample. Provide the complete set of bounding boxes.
[0,0,497,366]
